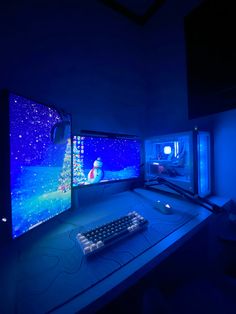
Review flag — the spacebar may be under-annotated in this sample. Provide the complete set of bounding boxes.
[103,229,130,244]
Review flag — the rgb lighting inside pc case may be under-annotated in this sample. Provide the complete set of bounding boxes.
[9,93,72,238]
[73,135,141,187]
[145,131,211,197]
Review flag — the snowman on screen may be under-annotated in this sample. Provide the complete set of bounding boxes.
[87,157,104,184]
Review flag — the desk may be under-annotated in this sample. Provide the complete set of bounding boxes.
[1,188,223,314]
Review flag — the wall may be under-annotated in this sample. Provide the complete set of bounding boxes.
[0,0,146,135]
[142,0,203,136]
[142,0,236,202]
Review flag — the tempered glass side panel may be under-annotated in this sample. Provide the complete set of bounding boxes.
[10,93,71,238]
[145,132,194,193]
[198,131,211,197]
[73,135,141,187]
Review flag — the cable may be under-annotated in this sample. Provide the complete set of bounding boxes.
[145,176,221,214]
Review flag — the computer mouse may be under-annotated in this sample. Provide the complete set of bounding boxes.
[153,200,173,215]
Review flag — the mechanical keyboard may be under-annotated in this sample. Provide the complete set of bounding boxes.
[76,211,148,256]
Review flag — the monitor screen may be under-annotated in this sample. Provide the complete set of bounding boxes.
[10,93,71,238]
[73,135,141,187]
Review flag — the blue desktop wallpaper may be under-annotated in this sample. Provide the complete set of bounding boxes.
[10,93,71,238]
[73,136,141,186]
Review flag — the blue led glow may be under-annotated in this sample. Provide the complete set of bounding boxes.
[145,133,194,192]
[73,136,141,186]
[10,93,71,238]
[198,132,211,197]
[164,146,172,154]
[174,141,179,158]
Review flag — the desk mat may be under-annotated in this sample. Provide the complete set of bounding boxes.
[16,193,198,313]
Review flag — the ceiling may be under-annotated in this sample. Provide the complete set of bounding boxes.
[99,0,166,25]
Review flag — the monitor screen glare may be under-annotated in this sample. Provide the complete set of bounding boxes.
[73,136,141,186]
[10,93,71,238]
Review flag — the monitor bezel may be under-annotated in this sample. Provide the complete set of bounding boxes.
[72,131,143,189]
[0,89,72,241]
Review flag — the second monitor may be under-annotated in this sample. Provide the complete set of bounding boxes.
[73,135,141,187]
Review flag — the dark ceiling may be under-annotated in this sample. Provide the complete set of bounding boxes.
[99,0,166,25]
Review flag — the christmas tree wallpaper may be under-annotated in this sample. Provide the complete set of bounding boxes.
[73,135,141,187]
[10,93,71,238]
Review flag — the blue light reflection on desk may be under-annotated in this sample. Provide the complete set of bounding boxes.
[16,189,201,313]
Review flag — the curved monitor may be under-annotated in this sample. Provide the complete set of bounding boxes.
[73,135,141,187]
[1,91,72,239]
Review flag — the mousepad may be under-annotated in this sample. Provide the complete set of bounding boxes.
[16,190,198,313]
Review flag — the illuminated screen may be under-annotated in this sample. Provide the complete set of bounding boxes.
[10,93,71,238]
[73,135,141,186]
